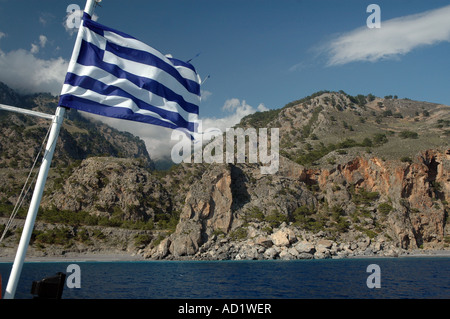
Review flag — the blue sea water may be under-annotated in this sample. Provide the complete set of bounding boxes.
[0,257,449,299]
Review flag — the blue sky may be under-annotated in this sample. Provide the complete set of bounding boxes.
[1,0,449,159]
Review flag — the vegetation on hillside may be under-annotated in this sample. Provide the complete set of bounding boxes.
[239,90,448,167]
[1,83,449,253]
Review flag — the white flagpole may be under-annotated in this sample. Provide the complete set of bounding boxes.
[4,0,99,299]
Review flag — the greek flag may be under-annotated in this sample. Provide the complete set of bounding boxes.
[58,13,200,134]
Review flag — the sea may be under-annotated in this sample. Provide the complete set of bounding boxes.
[1,257,449,300]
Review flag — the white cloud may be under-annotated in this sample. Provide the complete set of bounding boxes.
[222,98,242,112]
[200,89,212,101]
[0,48,68,95]
[30,43,39,54]
[257,103,269,112]
[39,35,47,48]
[214,99,267,132]
[323,4,450,66]
[29,35,48,54]
[288,61,307,72]
[39,12,54,26]
[81,98,269,161]
[0,32,66,95]
[39,16,47,26]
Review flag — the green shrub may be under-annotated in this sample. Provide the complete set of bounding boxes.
[212,229,226,237]
[351,186,379,205]
[155,210,180,231]
[378,202,393,215]
[92,229,106,240]
[240,108,281,128]
[0,224,13,239]
[327,157,336,165]
[33,227,73,245]
[355,225,378,239]
[291,205,314,221]
[265,210,288,228]
[229,227,248,241]
[134,234,152,248]
[338,138,358,148]
[373,133,388,145]
[244,206,265,222]
[331,205,345,220]
[333,217,350,233]
[399,130,418,139]
[290,205,327,231]
[400,156,413,163]
[151,234,166,248]
[382,110,393,117]
[294,132,389,166]
[361,138,373,147]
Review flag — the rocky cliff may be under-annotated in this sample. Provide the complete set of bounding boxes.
[145,148,449,260]
[0,83,157,257]
[43,157,170,222]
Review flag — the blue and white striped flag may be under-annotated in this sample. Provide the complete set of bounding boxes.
[59,13,200,135]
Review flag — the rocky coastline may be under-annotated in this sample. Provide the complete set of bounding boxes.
[1,245,449,263]
[143,221,450,261]
[1,218,449,263]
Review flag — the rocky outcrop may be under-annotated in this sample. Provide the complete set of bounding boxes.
[43,157,170,221]
[145,165,234,258]
[176,222,403,261]
[310,149,450,250]
[148,149,449,260]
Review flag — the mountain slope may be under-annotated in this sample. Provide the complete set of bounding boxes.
[147,91,450,260]
[241,90,449,166]
[0,91,153,169]
[1,86,449,260]
[0,83,155,230]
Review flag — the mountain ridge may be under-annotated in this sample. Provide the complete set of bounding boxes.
[144,90,449,260]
